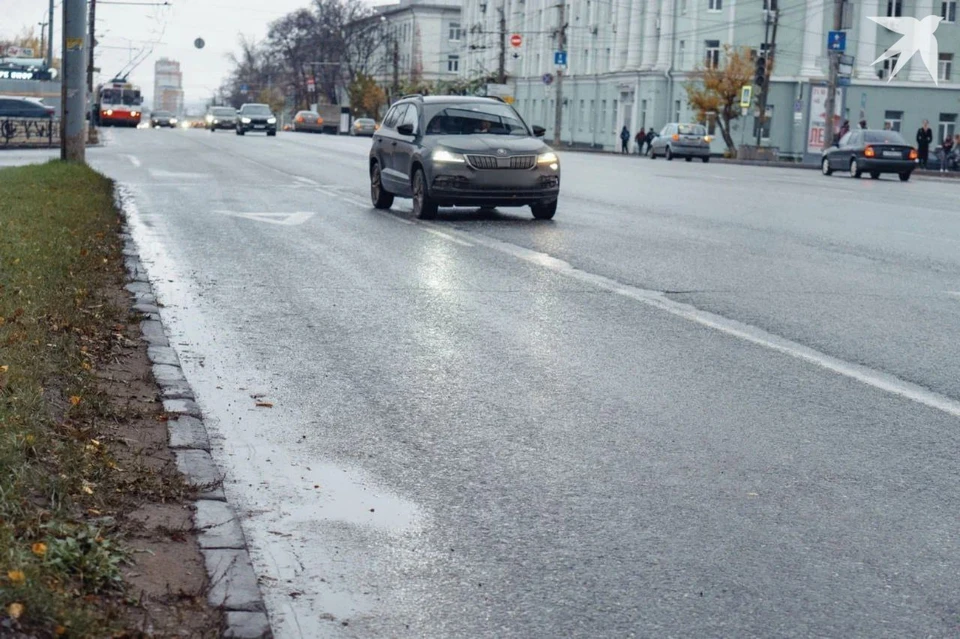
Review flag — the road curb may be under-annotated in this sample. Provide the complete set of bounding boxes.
[115,188,273,639]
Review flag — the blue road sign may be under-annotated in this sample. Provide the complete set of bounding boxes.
[838,76,851,86]
[542,73,554,85]
[554,51,567,67]
[828,31,846,52]
[240,84,249,93]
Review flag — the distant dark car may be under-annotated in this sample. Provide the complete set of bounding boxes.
[821,129,918,181]
[0,96,53,119]
[236,103,277,136]
[293,110,323,133]
[206,106,237,131]
[351,118,377,137]
[369,95,560,220]
[150,110,177,128]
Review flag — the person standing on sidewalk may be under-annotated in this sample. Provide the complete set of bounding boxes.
[620,125,630,154]
[635,128,646,155]
[916,120,934,169]
[938,134,953,173]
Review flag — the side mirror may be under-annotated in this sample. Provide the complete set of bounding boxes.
[397,123,415,136]
[532,125,546,137]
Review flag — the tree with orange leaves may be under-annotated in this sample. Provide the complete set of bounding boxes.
[684,45,755,155]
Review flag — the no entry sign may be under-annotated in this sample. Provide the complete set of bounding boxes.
[510,33,522,48]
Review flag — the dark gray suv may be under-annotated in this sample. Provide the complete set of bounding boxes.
[369,95,561,220]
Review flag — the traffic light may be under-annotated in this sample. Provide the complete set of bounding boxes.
[755,56,767,87]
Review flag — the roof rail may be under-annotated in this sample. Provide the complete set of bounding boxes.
[400,93,424,100]
[487,96,506,103]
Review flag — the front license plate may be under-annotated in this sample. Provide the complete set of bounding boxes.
[882,151,901,158]
[254,125,265,129]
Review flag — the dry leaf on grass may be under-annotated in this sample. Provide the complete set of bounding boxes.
[255,401,274,408]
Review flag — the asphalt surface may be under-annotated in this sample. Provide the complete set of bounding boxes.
[44,127,960,637]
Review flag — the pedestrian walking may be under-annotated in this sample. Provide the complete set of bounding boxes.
[635,128,646,155]
[858,119,867,130]
[645,129,656,156]
[938,135,953,173]
[620,125,630,154]
[838,120,850,143]
[916,119,933,169]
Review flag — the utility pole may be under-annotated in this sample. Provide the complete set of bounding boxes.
[824,0,844,148]
[497,5,506,84]
[392,35,399,98]
[552,1,566,147]
[61,0,87,162]
[87,0,97,92]
[755,6,778,147]
[48,0,55,69]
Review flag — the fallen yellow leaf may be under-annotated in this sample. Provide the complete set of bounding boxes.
[69,395,82,406]
[0,365,8,373]
[7,602,24,619]
[81,483,94,495]
[55,625,67,636]
[32,542,47,557]
[256,401,274,408]
[7,570,25,585]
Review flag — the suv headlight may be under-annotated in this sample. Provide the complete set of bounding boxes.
[241,117,251,124]
[538,151,559,170]
[170,117,177,123]
[432,149,465,163]
[267,117,277,124]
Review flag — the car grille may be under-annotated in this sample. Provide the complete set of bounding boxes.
[466,154,536,170]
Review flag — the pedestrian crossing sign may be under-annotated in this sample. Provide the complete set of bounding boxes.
[739,86,752,109]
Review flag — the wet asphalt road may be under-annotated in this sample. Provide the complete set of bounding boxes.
[83,128,960,638]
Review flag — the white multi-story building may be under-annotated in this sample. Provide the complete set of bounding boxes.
[153,58,183,115]
[461,0,960,158]
[362,0,464,90]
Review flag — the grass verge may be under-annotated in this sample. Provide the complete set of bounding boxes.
[0,161,192,636]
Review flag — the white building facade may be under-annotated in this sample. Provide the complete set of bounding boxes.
[460,0,960,158]
[365,0,464,89]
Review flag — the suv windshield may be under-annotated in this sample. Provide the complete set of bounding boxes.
[864,131,907,145]
[678,124,707,135]
[424,103,528,136]
[242,105,272,116]
[212,107,236,116]
[153,111,172,117]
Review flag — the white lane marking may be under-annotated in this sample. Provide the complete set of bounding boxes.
[213,210,316,226]
[126,154,141,167]
[293,175,319,186]
[419,222,474,246]
[407,225,960,419]
[949,291,960,299]
[149,169,208,179]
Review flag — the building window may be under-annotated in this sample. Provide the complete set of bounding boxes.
[939,114,957,143]
[584,49,590,73]
[886,0,902,16]
[942,1,957,22]
[606,48,612,71]
[939,53,953,81]
[706,111,717,135]
[678,40,685,69]
[449,22,462,40]
[579,100,585,131]
[709,0,722,11]
[704,40,721,69]
[883,110,903,132]
[680,0,688,13]
[763,0,778,9]
[674,99,682,122]
[601,99,607,131]
[640,99,647,129]
[447,54,460,72]
[612,99,618,133]
[589,99,595,131]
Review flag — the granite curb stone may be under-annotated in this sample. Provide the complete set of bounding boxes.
[118,209,272,638]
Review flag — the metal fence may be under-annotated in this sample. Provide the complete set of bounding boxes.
[0,117,59,148]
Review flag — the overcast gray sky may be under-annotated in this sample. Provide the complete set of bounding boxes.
[2,0,377,111]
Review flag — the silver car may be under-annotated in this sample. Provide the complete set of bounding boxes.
[649,123,712,162]
[351,117,377,136]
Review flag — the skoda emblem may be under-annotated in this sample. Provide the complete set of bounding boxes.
[496,148,508,156]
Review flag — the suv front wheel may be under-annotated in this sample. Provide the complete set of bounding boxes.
[531,200,557,220]
[411,168,438,219]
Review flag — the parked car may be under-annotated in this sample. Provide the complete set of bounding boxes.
[351,118,377,137]
[0,96,53,119]
[236,103,277,136]
[821,129,918,181]
[292,110,323,133]
[649,123,711,161]
[150,110,177,128]
[206,106,237,131]
[369,95,560,220]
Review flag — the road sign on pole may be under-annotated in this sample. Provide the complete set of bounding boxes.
[739,85,752,108]
[827,30,846,51]
[510,33,522,48]
[542,73,554,85]
[554,50,567,67]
